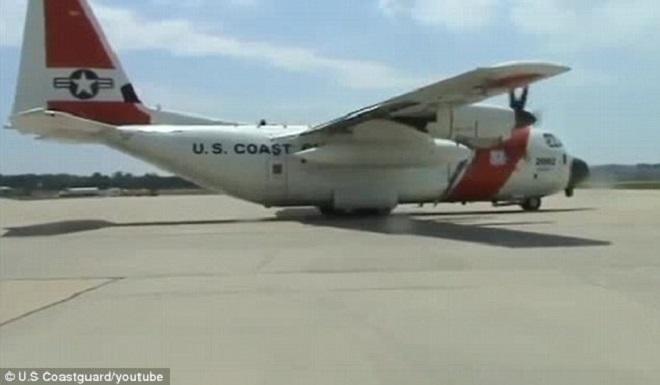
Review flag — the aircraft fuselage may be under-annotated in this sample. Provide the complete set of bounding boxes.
[111,124,576,211]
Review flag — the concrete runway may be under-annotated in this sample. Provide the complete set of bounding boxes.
[1,190,659,384]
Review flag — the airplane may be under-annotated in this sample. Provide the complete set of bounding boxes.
[7,0,589,216]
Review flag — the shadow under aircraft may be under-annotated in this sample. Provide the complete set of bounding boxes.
[3,207,610,248]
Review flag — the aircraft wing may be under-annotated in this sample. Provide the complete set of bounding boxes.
[291,119,472,167]
[303,62,569,137]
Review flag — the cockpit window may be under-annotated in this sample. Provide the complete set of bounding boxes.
[543,133,563,148]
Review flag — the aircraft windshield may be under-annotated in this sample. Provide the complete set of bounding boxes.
[543,133,563,148]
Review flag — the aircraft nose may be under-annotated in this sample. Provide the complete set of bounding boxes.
[566,157,590,196]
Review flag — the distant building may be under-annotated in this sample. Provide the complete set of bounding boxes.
[58,187,102,198]
[104,188,122,197]
[0,186,16,197]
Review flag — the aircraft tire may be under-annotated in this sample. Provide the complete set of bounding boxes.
[520,197,542,211]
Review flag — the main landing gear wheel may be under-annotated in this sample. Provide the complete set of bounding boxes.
[520,197,542,212]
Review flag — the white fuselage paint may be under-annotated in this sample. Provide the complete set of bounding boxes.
[496,130,571,200]
[108,124,572,210]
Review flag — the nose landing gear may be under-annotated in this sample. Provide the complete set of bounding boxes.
[520,197,542,211]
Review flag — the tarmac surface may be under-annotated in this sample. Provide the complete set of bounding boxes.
[1,190,659,384]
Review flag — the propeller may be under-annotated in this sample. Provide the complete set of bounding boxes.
[509,86,538,128]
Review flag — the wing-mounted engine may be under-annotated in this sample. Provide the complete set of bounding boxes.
[429,104,516,148]
[427,86,538,149]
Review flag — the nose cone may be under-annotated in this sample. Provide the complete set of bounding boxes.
[569,157,590,188]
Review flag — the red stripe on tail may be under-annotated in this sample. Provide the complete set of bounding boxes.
[45,0,115,69]
[448,127,531,201]
[48,101,151,125]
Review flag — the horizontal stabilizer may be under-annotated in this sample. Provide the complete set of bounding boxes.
[9,108,117,143]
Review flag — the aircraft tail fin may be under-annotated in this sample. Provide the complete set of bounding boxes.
[11,0,151,126]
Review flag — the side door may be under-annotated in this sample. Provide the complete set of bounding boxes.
[266,155,288,205]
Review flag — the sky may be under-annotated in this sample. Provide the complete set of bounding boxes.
[0,0,659,174]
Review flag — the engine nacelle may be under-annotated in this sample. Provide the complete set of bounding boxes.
[427,105,516,147]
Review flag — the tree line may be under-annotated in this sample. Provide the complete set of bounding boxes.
[0,172,199,193]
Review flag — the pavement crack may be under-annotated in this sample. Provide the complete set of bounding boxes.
[0,277,125,328]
